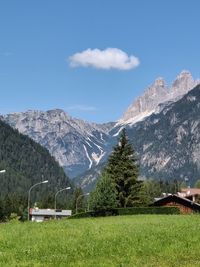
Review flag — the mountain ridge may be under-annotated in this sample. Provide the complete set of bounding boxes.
[3,109,114,177]
[2,70,199,184]
[77,83,200,191]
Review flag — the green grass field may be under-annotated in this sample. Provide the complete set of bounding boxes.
[0,215,200,267]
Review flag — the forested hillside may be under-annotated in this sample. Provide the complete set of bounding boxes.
[0,119,72,205]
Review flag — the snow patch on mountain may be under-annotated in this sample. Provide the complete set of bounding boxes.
[100,133,104,141]
[117,110,156,126]
[83,144,93,169]
[113,126,124,136]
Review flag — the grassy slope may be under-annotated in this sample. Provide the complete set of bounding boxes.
[0,215,200,267]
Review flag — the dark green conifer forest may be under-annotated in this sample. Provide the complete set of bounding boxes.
[0,119,72,219]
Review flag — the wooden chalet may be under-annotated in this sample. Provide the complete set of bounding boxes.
[153,194,200,214]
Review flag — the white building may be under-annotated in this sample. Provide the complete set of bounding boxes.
[30,208,72,222]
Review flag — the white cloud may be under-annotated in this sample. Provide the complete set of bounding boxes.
[66,105,97,112]
[69,48,140,70]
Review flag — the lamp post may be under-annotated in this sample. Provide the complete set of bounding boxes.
[76,193,89,214]
[27,180,48,221]
[0,170,6,174]
[54,187,71,219]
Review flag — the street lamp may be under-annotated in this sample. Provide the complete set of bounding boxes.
[0,170,6,174]
[76,193,90,214]
[54,187,71,219]
[27,180,48,221]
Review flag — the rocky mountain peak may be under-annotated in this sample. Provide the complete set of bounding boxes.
[170,70,198,97]
[46,108,67,115]
[118,70,199,126]
[45,109,72,122]
[145,77,167,98]
[154,77,166,87]
[177,70,192,78]
[117,77,168,126]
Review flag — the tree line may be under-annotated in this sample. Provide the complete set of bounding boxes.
[0,122,199,221]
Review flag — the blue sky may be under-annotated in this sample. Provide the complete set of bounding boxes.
[0,0,200,123]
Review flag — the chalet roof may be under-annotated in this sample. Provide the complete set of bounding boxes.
[152,194,200,212]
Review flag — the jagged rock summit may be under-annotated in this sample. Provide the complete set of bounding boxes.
[118,70,199,126]
[3,109,114,178]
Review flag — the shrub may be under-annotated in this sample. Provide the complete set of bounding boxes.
[69,206,180,219]
[89,173,118,211]
[117,206,180,215]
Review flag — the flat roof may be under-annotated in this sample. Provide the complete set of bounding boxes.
[30,208,72,216]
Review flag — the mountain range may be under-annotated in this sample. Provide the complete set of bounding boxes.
[2,70,200,191]
[3,109,114,177]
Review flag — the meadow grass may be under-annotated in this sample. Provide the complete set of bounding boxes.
[0,215,200,267]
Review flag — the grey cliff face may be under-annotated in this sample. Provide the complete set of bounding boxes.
[118,70,199,126]
[3,109,114,177]
[169,70,198,97]
[119,78,168,124]
[127,84,200,185]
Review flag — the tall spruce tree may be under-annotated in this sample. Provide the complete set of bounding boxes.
[104,128,140,207]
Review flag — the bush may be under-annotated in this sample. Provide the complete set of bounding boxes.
[19,208,28,222]
[69,206,180,219]
[9,213,18,220]
[117,206,180,215]
[69,211,94,219]
[89,173,118,211]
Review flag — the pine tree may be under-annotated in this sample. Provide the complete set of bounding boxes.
[104,128,140,207]
[89,173,118,211]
